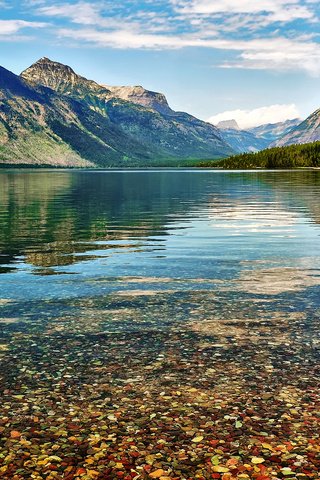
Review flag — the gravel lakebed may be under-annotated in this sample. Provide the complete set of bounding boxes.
[0,282,319,480]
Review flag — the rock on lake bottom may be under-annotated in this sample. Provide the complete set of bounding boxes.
[0,169,320,479]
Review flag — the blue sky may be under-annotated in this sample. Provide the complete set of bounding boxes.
[1,0,320,127]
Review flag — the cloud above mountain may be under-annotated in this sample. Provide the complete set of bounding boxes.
[2,0,317,76]
[172,0,315,21]
[0,19,47,37]
[208,104,301,129]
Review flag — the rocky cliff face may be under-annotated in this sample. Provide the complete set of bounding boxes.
[18,58,233,164]
[273,111,320,147]
[103,84,174,115]
[217,119,240,130]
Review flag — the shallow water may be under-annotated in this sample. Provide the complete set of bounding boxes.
[1,169,320,479]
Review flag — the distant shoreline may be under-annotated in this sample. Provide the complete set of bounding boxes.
[1,164,320,171]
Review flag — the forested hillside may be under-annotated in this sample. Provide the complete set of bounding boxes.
[198,142,320,169]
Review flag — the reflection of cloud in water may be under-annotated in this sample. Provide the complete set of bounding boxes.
[0,318,20,324]
[0,299,12,306]
[238,266,320,295]
[208,202,298,233]
[190,311,306,347]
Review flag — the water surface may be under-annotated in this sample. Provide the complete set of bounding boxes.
[1,170,320,478]
[0,169,320,306]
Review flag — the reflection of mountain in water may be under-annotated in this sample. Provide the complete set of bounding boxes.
[0,171,216,271]
[0,170,320,272]
[0,172,73,271]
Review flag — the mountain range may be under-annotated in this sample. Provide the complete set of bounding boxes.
[0,58,233,167]
[0,57,319,167]
[215,118,301,154]
[273,109,320,147]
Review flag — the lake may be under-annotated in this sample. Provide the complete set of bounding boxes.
[0,169,320,478]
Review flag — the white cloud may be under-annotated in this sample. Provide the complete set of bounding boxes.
[220,37,320,76]
[38,2,101,25]
[0,19,47,36]
[172,0,315,22]
[57,27,320,75]
[222,50,320,76]
[26,0,320,76]
[208,104,300,129]
[38,2,172,34]
[57,27,219,49]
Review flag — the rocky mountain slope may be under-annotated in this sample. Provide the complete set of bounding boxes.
[273,110,320,147]
[249,119,301,144]
[215,120,269,153]
[0,66,90,167]
[13,57,233,166]
[22,58,173,115]
[0,65,156,167]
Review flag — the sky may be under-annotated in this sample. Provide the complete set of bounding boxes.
[1,0,320,128]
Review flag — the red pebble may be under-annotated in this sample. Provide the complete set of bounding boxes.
[76,468,86,475]
[209,440,220,447]
[130,451,140,458]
